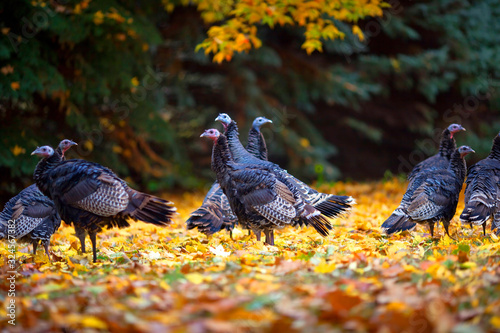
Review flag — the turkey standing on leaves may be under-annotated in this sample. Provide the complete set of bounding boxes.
[0,139,77,262]
[386,146,474,238]
[215,114,354,236]
[201,128,334,246]
[460,132,500,235]
[32,146,177,263]
[407,124,466,182]
[187,117,273,237]
[382,124,466,234]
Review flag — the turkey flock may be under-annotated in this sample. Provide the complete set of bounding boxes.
[1,115,499,263]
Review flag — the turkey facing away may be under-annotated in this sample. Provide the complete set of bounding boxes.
[407,124,466,182]
[202,128,336,246]
[460,132,500,235]
[382,124,465,235]
[0,139,77,262]
[187,116,273,237]
[215,114,354,237]
[32,146,177,263]
[383,146,474,238]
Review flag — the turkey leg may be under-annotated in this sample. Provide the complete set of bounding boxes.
[32,241,39,255]
[263,230,274,246]
[428,222,435,238]
[75,225,87,253]
[42,240,53,264]
[89,231,98,263]
[443,220,455,240]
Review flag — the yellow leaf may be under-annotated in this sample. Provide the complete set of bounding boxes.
[300,138,310,148]
[235,33,249,46]
[314,261,336,273]
[352,25,364,41]
[213,52,226,64]
[93,11,104,25]
[36,293,49,300]
[491,316,500,329]
[159,280,171,290]
[185,273,204,284]
[386,302,407,312]
[11,145,25,156]
[83,140,93,152]
[460,262,477,269]
[131,77,139,87]
[81,316,108,329]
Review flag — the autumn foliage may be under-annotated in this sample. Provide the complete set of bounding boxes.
[190,0,388,62]
[1,178,500,332]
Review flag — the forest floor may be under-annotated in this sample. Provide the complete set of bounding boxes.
[1,178,500,332]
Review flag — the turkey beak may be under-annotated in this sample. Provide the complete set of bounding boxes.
[460,126,466,132]
[215,115,222,122]
[265,118,273,124]
[69,140,78,146]
[200,131,208,138]
[31,147,42,156]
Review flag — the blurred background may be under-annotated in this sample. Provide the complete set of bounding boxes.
[1,0,499,203]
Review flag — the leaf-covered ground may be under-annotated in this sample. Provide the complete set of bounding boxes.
[1,178,500,332]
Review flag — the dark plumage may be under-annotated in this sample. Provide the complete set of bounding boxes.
[187,116,272,237]
[32,146,177,263]
[460,132,500,235]
[383,146,474,238]
[382,124,465,234]
[0,184,60,261]
[245,117,272,161]
[186,182,237,237]
[202,129,333,246]
[0,139,77,262]
[215,114,354,229]
[407,124,466,182]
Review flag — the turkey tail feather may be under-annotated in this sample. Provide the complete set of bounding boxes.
[307,214,333,237]
[381,208,416,235]
[187,206,226,235]
[124,190,176,226]
[460,202,492,226]
[313,195,355,218]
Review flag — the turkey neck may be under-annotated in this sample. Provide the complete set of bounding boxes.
[33,151,62,197]
[225,121,251,163]
[439,128,456,159]
[489,135,500,161]
[212,134,234,182]
[246,127,267,160]
[447,149,466,182]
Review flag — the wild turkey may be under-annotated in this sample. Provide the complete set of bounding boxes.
[407,124,465,182]
[32,146,177,263]
[201,128,333,245]
[215,114,354,225]
[0,139,77,262]
[187,116,272,237]
[382,124,465,234]
[460,132,500,235]
[384,146,474,238]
